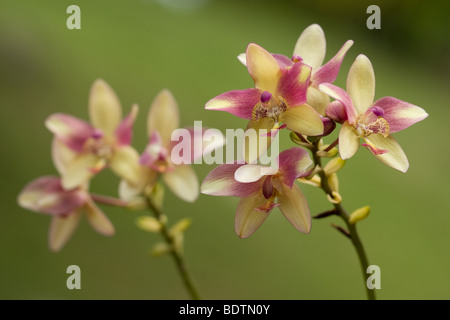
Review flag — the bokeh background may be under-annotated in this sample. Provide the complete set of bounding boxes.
[1,0,449,300]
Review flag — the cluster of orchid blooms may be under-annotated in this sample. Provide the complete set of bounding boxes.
[18,24,427,294]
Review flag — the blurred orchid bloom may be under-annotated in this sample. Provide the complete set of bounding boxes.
[45,79,141,190]
[206,43,323,161]
[237,24,353,115]
[120,89,222,203]
[319,54,428,172]
[201,147,313,238]
[17,140,114,252]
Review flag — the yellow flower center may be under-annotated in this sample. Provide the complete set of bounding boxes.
[252,96,288,123]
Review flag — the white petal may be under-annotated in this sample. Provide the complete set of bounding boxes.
[85,201,115,236]
[48,210,82,252]
[109,146,141,185]
[293,24,326,71]
[347,54,375,115]
[338,122,360,159]
[364,134,409,173]
[234,164,277,183]
[163,165,199,203]
[276,182,311,234]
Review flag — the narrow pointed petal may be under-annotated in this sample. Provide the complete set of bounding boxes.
[339,121,360,159]
[312,40,354,86]
[319,83,358,124]
[18,176,87,216]
[45,113,94,153]
[373,97,428,133]
[307,86,330,115]
[48,210,82,252]
[293,24,326,71]
[278,147,313,187]
[201,163,263,197]
[234,164,277,183]
[110,146,141,185]
[147,89,180,147]
[85,200,115,236]
[62,153,100,190]
[364,134,409,172]
[115,104,138,146]
[89,79,122,136]
[235,193,271,238]
[163,165,199,202]
[205,89,260,120]
[276,62,311,107]
[282,104,324,136]
[237,53,247,66]
[243,118,275,164]
[246,43,282,94]
[276,182,311,234]
[272,54,294,68]
[347,54,375,115]
[52,138,77,176]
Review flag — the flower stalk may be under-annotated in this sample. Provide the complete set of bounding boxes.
[311,140,376,300]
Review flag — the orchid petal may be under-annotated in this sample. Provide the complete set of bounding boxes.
[272,54,294,68]
[115,104,138,146]
[364,134,409,172]
[277,147,313,187]
[347,54,375,115]
[110,146,141,185]
[313,40,354,86]
[282,104,324,136]
[293,24,326,71]
[339,121,360,159]
[237,53,247,66]
[85,200,115,236]
[61,153,100,190]
[89,79,122,137]
[52,138,77,176]
[48,210,82,252]
[246,43,282,94]
[325,100,348,124]
[204,89,260,120]
[18,176,87,216]
[275,181,311,234]
[276,62,311,107]
[45,113,94,153]
[147,89,180,147]
[201,163,263,197]
[235,193,271,238]
[319,83,358,124]
[163,165,199,203]
[234,164,277,183]
[373,97,428,133]
[306,86,330,115]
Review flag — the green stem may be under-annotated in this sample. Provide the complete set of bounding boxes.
[312,142,376,300]
[145,195,201,300]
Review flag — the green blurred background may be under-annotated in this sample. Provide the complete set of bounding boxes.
[1,0,449,300]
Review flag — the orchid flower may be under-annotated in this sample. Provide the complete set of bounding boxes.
[319,54,428,172]
[17,140,114,252]
[237,24,353,115]
[201,147,313,238]
[205,43,324,161]
[45,79,141,190]
[120,89,222,203]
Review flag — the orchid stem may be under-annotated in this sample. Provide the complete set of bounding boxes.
[144,195,201,300]
[312,141,376,300]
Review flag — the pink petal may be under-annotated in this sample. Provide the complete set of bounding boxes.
[373,97,428,133]
[115,104,138,146]
[277,147,313,187]
[276,61,311,107]
[205,89,261,119]
[200,163,263,197]
[319,83,358,124]
[45,113,95,153]
[325,100,348,123]
[272,54,294,69]
[18,176,87,216]
[312,40,354,86]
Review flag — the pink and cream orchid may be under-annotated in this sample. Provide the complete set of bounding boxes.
[319,54,428,172]
[206,43,324,161]
[120,89,222,203]
[201,147,313,238]
[45,79,141,190]
[238,24,353,115]
[17,140,114,252]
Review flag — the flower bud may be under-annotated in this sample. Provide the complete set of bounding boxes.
[324,158,346,176]
[136,216,161,233]
[349,206,370,225]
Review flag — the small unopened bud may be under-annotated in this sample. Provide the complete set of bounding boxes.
[169,218,192,238]
[321,117,336,137]
[151,242,171,257]
[126,197,147,211]
[316,148,338,158]
[173,234,184,255]
[348,206,370,225]
[327,191,342,204]
[326,100,347,124]
[136,216,161,233]
[324,158,346,175]
[328,173,339,193]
